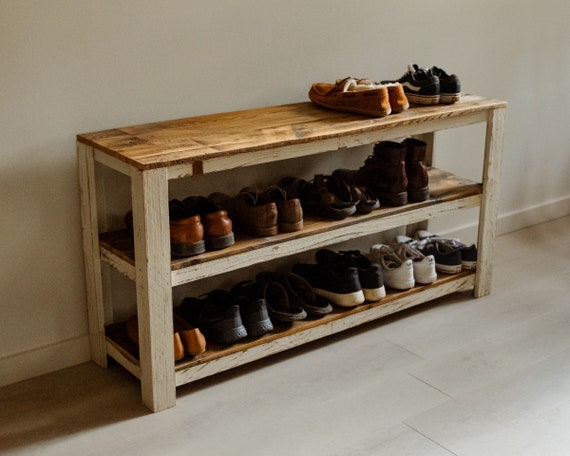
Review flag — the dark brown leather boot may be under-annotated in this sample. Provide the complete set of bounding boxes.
[403,138,429,202]
[353,141,408,206]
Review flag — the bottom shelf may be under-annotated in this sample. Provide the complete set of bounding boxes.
[106,271,475,387]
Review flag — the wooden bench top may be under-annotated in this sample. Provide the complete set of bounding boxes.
[77,95,506,171]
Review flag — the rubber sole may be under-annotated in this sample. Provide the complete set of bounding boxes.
[171,240,206,257]
[378,191,408,207]
[405,93,440,105]
[363,286,386,302]
[408,186,430,203]
[313,287,365,307]
[205,232,235,250]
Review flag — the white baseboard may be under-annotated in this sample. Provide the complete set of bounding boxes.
[497,195,570,236]
[0,335,91,387]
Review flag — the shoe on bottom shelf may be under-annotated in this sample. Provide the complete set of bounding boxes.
[232,279,306,324]
[291,262,365,307]
[413,230,477,270]
[315,249,386,301]
[256,271,333,317]
[392,236,437,284]
[180,290,248,345]
[368,244,415,291]
[126,315,206,361]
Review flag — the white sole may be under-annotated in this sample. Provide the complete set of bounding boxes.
[314,288,365,307]
[363,286,387,302]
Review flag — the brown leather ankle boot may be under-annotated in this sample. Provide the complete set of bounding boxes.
[353,141,408,206]
[403,138,429,202]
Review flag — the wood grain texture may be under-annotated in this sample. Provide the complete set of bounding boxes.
[78,95,506,171]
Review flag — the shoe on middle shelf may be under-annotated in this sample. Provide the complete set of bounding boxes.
[168,199,206,257]
[210,188,278,237]
[183,195,235,250]
[277,175,358,220]
[315,249,386,301]
[260,185,304,233]
[353,141,409,206]
[402,138,430,203]
[368,244,415,291]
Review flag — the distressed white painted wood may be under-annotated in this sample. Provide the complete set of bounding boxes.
[77,143,107,368]
[130,167,175,412]
[475,107,506,297]
[77,96,506,412]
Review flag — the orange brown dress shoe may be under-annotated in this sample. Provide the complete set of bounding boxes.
[126,315,206,361]
[169,199,206,257]
[183,196,235,250]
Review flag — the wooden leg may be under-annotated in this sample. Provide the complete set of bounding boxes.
[77,143,107,368]
[474,107,506,297]
[130,167,176,412]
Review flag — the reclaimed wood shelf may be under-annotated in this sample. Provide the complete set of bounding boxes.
[77,95,506,412]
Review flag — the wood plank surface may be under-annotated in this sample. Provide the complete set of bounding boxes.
[77,95,507,171]
[98,168,481,276]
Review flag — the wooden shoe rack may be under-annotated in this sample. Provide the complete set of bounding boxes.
[77,95,506,412]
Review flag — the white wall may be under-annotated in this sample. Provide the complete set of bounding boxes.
[1,0,569,386]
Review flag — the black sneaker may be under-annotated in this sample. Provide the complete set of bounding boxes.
[315,249,386,302]
[414,230,477,270]
[383,64,440,105]
[180,290,247,344]
[291,261,364,307]
[256,271,333,317]
[428,66,461,104]
[230,281,274,336]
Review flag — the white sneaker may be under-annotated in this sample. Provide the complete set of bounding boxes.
[368,244,414,290]
[393,236,437,284]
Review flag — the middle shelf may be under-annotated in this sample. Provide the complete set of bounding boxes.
[99,168,482,286]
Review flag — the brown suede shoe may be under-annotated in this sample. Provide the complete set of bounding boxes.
[183,196,235,250]
[260,185,303,232]
[384,83,410,113]
[126,315,206,361]
[309,77,391,117]
[229,188,279,237]
[403,138,430,202]
[353,141,408,206]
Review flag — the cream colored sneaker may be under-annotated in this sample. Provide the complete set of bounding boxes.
[368,244,414,291]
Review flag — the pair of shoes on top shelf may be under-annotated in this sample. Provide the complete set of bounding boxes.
[126,315,206,361]
[347,138,430,207]
[308,77,409,117]
[292,249,385,307]
[209,185,303,237]
[382,64,461,105]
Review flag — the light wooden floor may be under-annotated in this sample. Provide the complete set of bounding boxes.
[1,216,569,456]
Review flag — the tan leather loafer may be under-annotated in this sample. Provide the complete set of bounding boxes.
[309,77,391,117]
